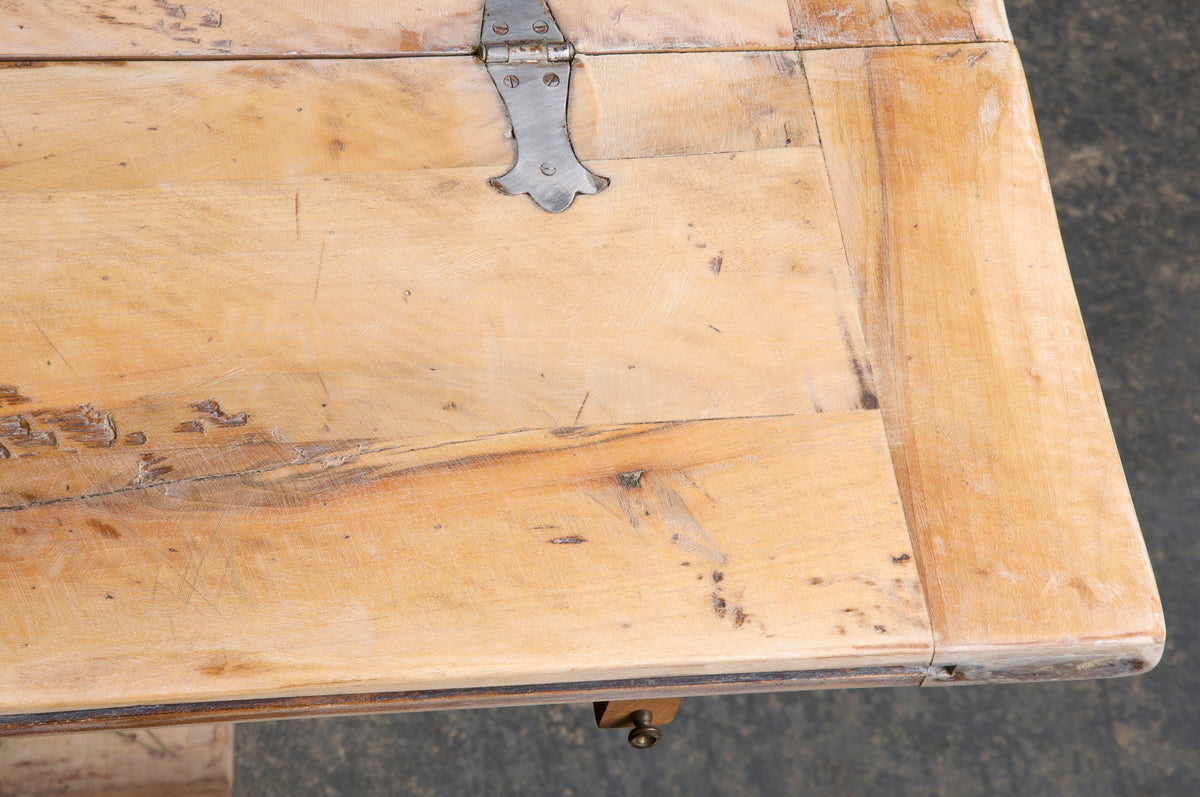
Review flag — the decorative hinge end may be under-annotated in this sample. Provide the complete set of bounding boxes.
[481,0,607,213]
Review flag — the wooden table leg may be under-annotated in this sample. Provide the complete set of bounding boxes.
[0,724,233,796]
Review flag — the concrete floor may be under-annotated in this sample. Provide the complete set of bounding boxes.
[235,1,1200,793]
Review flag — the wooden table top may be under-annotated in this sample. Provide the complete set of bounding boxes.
[0,0,1162,733]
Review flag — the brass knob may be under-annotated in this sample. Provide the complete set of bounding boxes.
[627,709,662,749]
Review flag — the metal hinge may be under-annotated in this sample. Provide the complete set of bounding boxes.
[480,0,609,212]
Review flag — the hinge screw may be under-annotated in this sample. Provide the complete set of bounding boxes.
[491,22,509,34]
[503,74,519,88]
[540,162,556,176]
[532,19,549,33]
[543,73,560,87]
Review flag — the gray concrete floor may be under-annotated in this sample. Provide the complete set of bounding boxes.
[234,1,1200,793]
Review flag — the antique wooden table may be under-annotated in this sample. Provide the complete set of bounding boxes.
[0,0,1163,788]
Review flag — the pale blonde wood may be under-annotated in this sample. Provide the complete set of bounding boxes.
[0,56,929,713]
[0,1,1008,57]
[0,0,479,58]
[0,54,816,193]
[594,698,680,727]
[557,0,795,54]
[0,0,795,58]
[0,147,873,509]
[788,0,1011,48]
[889,0,1011,44]
[0,724,232,796]
[0,413,929,714]
[570,52,819,160]
[804,43,1164,678]
[789,0,897,48]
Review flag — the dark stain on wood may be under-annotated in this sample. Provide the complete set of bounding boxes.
[124,432,148,446]
[617,469,645,489]
[892,553,911,564]
[173,420,205,434]
[87,519,121,540]
[838,321,881,410]
[709,255,723,275]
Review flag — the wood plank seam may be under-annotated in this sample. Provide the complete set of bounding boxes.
[795,44,939,686]
[803,41,1163,683]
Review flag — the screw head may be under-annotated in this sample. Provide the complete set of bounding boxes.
[532,19,549,34]
[540,162,556,176]
[543,73,560,87]
[502,74,519,88]
[491,22,509,34]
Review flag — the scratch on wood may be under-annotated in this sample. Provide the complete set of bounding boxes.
[31,320,77,376]
[313,240,326,303]
[572,391,590,425]
[550,536,586,545]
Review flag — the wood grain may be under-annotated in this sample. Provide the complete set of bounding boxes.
[0,0,795,58]
[889,0,1011,44]
[557,0,794,54]
[0,413,930,714]
[805,43,1164,678]
[0,147,873,508]
[0,724,232,796]
[0,1,1008,58]
[0,54,816,193]
[0,0,479,58]
[570,52,819,160]
[789,0,1011,48]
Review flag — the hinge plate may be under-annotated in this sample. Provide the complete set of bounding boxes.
[480,0,608,213]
